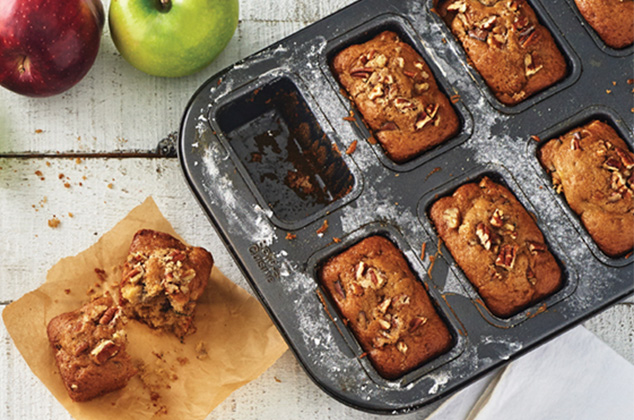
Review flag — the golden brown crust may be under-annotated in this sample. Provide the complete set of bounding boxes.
[539,120,634,257]
[430,177,562,318]
[574,0,634,49]
[332,31,460,163]
[119,229,213,338]
[318,236,453,379]
[437,0,567,105]
[47,296,136,402]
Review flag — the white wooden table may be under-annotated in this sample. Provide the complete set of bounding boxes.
[1,1,632,418]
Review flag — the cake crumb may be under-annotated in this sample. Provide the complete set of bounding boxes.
[316,220,329,235]
[274,376,282,383]
[176,357,189,366]
[531,135,541,142]
[285,233,296,240]
[64,288,71,295]
[64,182,71,188]
[68,212,74,218]
[333,237,342,243]
[107,183,113,189]
[346,140,358,155]
[195,342,209,360]
[420,242,427,260]
[48,217,60,228]
[606,89,611,94]
[35,129,43,133]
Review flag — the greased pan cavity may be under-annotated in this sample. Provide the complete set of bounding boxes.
[178,0,633,414]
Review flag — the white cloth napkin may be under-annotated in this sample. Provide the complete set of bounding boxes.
[427,326,634,420]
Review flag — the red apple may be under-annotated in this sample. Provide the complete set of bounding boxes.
[0,0,105,97]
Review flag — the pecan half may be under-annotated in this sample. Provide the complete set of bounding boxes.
[333,280,346,300]
[604,157,623,171]
[495,244,518,270]
[616,148,634,170]
[409,316,428,332]
[415,82,430,93]
[99,307,118,325]
[378,318,391,330]
[350,67,373,79]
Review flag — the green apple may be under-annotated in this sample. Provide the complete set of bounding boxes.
[109,0,238,77]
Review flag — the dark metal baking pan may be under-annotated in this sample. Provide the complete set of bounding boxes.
[178,0,634,413]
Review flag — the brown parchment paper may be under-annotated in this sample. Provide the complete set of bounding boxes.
[2,197,288,420]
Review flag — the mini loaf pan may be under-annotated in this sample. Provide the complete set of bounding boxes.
[178,0,633,414]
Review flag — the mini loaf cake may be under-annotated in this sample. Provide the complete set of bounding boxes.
[539,120,634,257]
[574,0,634,49]
[318,236,453,379]
[437,0,567,105]
[47,295,136,402]
[119,229,213,339]
[332,30,460,163]
[430,177,562,318]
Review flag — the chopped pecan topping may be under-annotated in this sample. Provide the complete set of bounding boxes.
[571,137,581,151]
[403,70,417,78]
[524,53,543,77]
[481,15,497,30]
[90,340,120,365]
[397,341,408,354]
[367,53,387,68]
[611,172,628,194]
[377,298,392,314]
[507,0,519,12]
[350,67,373,79]
[607,192,623,203]
[126,266,145,284]
[368,84,384,100]
[604,157,623,171]
[414,62,425,70]
[443,207,461,229]
[489,33,507,48]
[468,28,489,42]
[490,208,504,227]
[476,223,492,250]
[394,97,415,111]
[495,244,518,270]
[409,316,428,332]
[355,262,387,289]
[518,27,538,47]
[616,148,634,170]
[379,121,399,131]
[421,70,430,79]
[394,57,405,68]
[527,240,547,254]
[447,0,467,13]
[378,318,391,330]
[333,280,346,300]
[99,307,118,325]
[415,82,430,93]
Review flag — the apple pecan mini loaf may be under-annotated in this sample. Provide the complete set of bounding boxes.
[574,0,634,49]
[318,236,453,379]
[47,295,136,402]
[430,177,562,318]
[437,0,567,105]
[119,229,213,338]
[332,30,460,163]
[539,120,634,257]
